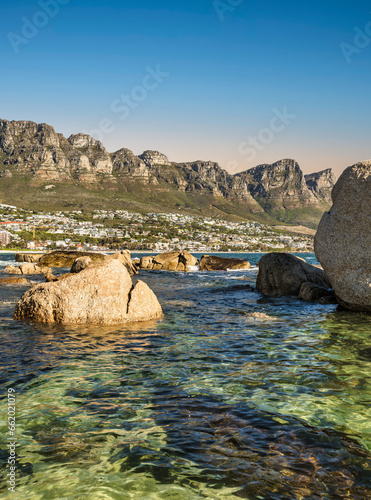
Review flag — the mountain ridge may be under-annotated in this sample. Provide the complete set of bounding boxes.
[0,118,336,228]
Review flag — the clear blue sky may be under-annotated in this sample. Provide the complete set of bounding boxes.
[1,0,370,176]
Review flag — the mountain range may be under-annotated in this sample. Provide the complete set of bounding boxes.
[0,119,336,227]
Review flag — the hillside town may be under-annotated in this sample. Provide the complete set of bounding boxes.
[0,203,314,253]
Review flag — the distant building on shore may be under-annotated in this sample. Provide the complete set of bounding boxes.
[0,230,12,246]
[0,204,17,210]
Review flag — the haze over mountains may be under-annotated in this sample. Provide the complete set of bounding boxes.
[0,119,336,228]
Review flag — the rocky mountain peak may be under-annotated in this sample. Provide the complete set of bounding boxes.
[234,159,311,202]
[139,150,171,167]
[305,169,336,202]
[68,133,104,150]
[111,148,150,180]
[0,119,61,154]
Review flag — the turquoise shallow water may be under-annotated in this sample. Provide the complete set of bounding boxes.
[0,253,370,499]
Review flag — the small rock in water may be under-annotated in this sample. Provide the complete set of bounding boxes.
[245,312,277,321]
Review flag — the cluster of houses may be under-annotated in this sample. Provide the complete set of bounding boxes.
[0,205,313,252]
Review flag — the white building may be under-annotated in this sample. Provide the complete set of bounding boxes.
[0,230,12,246]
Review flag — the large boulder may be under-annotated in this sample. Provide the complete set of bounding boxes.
[199,255,251,271]
[13,260,162,325]
[314,161,371,312]
[256,253,330,297]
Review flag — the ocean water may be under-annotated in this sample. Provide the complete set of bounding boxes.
[0,252,370,499]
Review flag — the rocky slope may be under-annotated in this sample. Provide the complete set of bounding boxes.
[0,119,336,226]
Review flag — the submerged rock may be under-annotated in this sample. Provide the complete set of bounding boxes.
[256,253,330,297]
[13,260,162,325]
[199,255,251,271]
[314,161,371,312]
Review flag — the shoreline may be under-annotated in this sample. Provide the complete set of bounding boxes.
[0,250,314,255]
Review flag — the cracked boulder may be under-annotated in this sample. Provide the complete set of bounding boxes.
[13,260,162,325]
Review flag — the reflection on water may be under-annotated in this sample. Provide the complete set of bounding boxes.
[0,253,370,499]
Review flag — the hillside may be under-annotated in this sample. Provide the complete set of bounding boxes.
[0,119,336,227]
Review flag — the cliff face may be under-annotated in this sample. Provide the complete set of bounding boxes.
[235,159,318,205]
[0,119,336,226]
[0,120,114,183]
[305,169,336,202]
